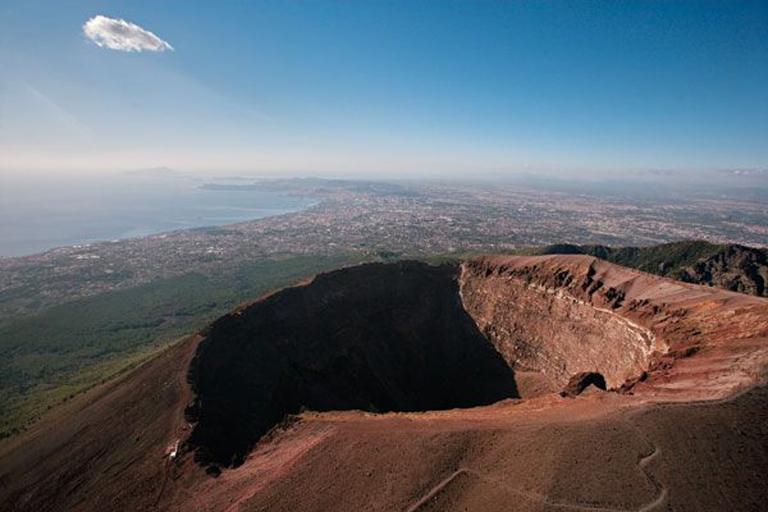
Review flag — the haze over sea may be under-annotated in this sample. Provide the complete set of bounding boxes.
[0,171,312,258]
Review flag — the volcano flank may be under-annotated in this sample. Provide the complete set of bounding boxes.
[2,255,768,511]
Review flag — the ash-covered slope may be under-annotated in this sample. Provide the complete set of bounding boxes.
[1,255,767,512]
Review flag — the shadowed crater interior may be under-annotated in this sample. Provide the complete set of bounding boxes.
[185,262,519,467]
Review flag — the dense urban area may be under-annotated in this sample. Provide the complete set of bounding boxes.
[2,178,766,318]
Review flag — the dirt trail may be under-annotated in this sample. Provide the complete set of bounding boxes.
[404,406,671,512]
[626,417,667,512]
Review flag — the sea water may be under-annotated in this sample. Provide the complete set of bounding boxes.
[0,171,313,258]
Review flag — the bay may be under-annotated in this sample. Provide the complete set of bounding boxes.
[0,172,312,258]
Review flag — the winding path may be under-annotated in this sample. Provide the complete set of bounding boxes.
[406,415,668,512]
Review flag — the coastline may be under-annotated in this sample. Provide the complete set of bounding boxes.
[0,192,317,260]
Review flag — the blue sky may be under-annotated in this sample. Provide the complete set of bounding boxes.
[0,1,766,178]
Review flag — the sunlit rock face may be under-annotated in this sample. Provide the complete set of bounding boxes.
[460,257,659,389]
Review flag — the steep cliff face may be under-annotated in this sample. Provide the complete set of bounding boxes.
[460,258,660,388]
[462,255,768,401]
[185,262,518,467]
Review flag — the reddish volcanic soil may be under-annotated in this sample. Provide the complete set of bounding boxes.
[1,255,767,511]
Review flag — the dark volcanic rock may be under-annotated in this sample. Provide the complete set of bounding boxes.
[185,261,519,467]
[560,372,607,397]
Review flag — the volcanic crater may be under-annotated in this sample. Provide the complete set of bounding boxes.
[186,257,675,468]
[3,254,768,512]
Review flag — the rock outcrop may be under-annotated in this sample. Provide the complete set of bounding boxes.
[541,241,768,297]
[560,372,607,397]
[184,255,768,467]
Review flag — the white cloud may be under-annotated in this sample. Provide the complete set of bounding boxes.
[83,15,173,52]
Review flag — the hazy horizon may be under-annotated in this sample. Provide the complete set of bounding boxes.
[2,168,766,258]
[0,171,315,257]
[1,1,766,177]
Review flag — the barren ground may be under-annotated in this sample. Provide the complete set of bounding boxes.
[1,255,767,511]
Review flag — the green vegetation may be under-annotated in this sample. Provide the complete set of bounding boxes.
[534,241,767,296]
[422,241,767,297]
[0,254,367,438]
[534,241,728,274]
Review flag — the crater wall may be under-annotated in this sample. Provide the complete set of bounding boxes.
[185,262,518,467]
[460,259,659,388]
[184,256,768,468]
